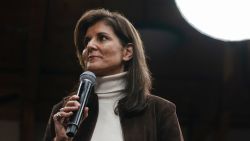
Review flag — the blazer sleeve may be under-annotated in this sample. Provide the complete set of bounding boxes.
[43,101,63,141]
[156,98,184,141]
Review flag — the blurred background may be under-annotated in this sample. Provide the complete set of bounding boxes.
[0,0,249,141]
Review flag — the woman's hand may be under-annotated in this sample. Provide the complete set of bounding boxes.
[53,95,89,141]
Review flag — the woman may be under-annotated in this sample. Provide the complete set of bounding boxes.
[43,8,184,141]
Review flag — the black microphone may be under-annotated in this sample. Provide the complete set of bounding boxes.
[66,71,96,137]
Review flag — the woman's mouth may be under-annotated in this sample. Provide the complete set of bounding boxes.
[88,55,100,61]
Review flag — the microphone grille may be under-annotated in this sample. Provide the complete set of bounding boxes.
[80,71,96,84]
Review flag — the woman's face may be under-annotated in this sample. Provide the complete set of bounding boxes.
[82,20,133,76]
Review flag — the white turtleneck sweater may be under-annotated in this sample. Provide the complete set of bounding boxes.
[90,72,127,141]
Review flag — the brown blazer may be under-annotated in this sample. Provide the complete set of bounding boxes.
[43,94,184,141]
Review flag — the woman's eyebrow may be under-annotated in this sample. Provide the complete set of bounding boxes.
[97,32,110,36]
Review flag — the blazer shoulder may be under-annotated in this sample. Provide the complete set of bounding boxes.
[147,94,176,113]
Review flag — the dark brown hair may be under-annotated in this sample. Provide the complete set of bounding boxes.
[74,8,152,115]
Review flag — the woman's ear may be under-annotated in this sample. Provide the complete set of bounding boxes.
[122,43,133,61]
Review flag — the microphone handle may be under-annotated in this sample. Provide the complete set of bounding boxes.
[66,80,93,137]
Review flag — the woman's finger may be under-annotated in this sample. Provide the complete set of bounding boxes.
[68,95,79,101]
[53,111,73,123]
[64,100,81,107]
[83,107,89,119]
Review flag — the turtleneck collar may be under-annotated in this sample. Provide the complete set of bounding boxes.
[94,72,127,94]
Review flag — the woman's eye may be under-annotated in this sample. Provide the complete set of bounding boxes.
[98,35,108,41]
